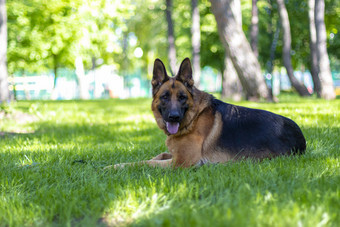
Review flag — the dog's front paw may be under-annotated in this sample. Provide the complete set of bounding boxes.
[113,163,127,169]
[103,165,113,170]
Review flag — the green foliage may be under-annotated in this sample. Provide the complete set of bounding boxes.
[0,97,339,226]
[121,0,168,77]
[7,0,81,73]
[6,0,128,74]
[249,0,340,71]
[174,0,192,60]
[6,0,340,76]
[200,0,225,73]
[325,0,340,70]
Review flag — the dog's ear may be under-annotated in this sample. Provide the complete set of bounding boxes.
[152,59,169,96]
[176,58,194,88]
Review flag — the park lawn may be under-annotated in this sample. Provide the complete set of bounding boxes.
[0,95,339,227]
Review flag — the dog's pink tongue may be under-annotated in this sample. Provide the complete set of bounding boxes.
[166,122,179,134]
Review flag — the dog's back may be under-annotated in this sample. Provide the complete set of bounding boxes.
[212,98,306,159]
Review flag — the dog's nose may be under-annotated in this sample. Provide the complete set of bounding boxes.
[168,111,180,122]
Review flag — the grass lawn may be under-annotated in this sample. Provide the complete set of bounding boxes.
[0,95,339,226]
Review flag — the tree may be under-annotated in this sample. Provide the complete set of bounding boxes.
[41,0,83,89]
[7,0,82,85]
[241,0,340,88]
[191,0,201,86]
[199,2,225,75]
[7,0,124,99]
[324,0,340,73]
[308,0,321,97]
[250,0,259,57]
[315,0,336,100]
[0,0,9,103]
[267,19,280,100]
[276,0,310,96]
[221,0,242,100]
[75,57,89,99]
[126,0,168,79]
[166,0,177,75]
[210,0,269,100]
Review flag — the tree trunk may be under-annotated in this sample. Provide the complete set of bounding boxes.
[250,0,259,57]
[267,16,281,101]
[276,0,311,96]
[23,74,31,100]
[166,0,177,75]
[221,0,243,100]
[308,0,321,97]
[51,55,58,100]
[210,0,269,100]
[222,53,242,101]
[0,0,9,103]
[92,57,101,99]
[315,0,336,99]
[191,0,201,87]
[52,55,58,89]
[75,57,89,100]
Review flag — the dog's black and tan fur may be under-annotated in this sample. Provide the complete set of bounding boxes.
[108,58,306,169]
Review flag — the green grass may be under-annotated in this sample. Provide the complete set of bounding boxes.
[0,95,339,227]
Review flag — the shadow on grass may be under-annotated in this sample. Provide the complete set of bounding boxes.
[0,131,34,137]
[1,119,167,168]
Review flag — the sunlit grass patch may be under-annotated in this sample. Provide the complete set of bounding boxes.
[0,96,339,226]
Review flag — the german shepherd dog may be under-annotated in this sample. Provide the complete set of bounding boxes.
[107,58,306,169]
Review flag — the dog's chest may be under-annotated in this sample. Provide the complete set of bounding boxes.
[166,133,204,167]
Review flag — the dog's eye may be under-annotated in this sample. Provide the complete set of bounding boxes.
[160,91,170,101]
[178,94,187,102]
[160,94,169,101]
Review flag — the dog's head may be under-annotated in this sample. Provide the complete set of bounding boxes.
[151,58,195,135]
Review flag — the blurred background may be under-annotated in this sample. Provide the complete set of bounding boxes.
[0,0,339,101]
